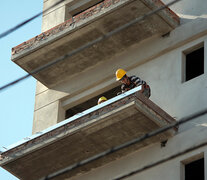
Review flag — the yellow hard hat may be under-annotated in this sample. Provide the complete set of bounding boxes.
[116,69,127,81]
[98,96,107,104]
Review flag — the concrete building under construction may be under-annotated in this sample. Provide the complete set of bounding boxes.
[1,0,207,179]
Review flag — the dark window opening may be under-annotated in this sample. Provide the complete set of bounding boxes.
[72,0,104,17]
[185,158,204,180]
[185,47,204,81]
[66,0,105,20]
[65,85,121,119]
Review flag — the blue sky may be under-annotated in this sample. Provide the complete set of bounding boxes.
[0,0,43,179]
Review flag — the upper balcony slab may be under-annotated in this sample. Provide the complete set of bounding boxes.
[0,88,177,180]
[11,0,180,87]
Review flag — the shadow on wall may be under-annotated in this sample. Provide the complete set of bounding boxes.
[179,15,207,24]
[65,85,121,119]
[162,0,207,16]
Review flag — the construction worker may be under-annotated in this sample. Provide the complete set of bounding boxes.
[98,96,107,104]
[116,69,151,98]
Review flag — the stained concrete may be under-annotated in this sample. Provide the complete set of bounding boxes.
[3,0,207,179]
[0,92,177,180]
[11,0,179,88]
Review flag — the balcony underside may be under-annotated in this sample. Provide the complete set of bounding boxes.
[0,90,177,180]
[12,0,180,87]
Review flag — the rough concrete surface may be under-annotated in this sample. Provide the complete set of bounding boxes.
[11,0,179,87]
[0,92,177,180]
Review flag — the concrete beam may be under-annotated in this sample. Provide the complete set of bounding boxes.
[11,0,179,88]
[0,88,177,180]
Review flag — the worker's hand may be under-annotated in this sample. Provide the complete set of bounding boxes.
[138,84,144,93]
[117,92,122,95]
[0,155,3,161]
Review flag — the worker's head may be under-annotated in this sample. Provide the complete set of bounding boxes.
[98,96,107,104]
[116,69,126,81]
[116,69,130,85]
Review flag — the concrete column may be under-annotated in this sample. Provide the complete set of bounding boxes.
[32,97,66,134]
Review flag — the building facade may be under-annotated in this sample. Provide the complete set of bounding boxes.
[1,0,207,179]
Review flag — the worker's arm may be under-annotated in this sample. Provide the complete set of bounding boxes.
[131,76,146,86]
[130,76,146,93]
[121,84,131,93]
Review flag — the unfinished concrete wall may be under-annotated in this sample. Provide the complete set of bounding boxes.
[70,123,207,180]
[34,0,207,133]
[42,0,67,32]
[42,0,207,32]
[33,15,207,133]
[139,36,207,120]
[29,1,207,178]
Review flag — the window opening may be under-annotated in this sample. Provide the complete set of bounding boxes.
[72,0,104,17]
[185,158,204,180]
[65,85,121,119]
[184,46,204,82]
[65,0,104,20]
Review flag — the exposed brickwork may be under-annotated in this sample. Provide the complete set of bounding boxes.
[1,93,136,157]
[11,0,122,56]
[11,0,179,57]
[1,92,178,180]
[1,92,177,158]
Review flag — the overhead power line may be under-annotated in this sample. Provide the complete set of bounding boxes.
[0,0,66,39]
[1,0,202,179]
[41,105,207,180]
[0,0,181,92]
[114,139,207,180]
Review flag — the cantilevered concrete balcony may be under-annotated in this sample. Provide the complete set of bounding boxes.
[0,87,177,180]
[11,0,180,87]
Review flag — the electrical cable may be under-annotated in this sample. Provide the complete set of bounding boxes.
[1,1,203,179]
[40,106,207,180]
[114,139,207,180]
[0,0,66,39]
[0,0,181,92]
